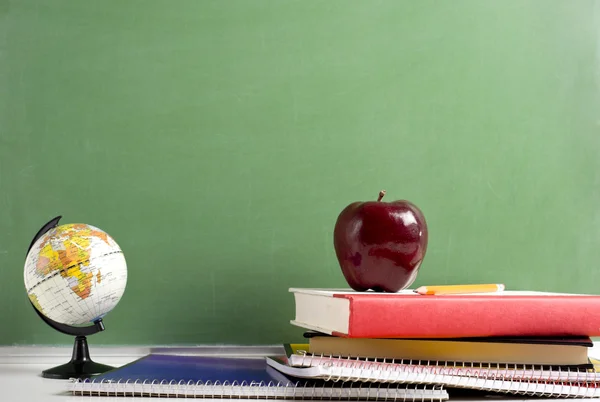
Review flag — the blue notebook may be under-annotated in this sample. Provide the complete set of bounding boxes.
[69,354,448,400]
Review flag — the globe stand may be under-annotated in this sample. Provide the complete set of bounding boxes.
[41,335,114,379]
[27,216,114,380]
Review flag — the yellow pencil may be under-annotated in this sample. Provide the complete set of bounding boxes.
[414,284,505,295]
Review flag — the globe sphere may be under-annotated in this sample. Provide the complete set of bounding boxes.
[24,223,127,326]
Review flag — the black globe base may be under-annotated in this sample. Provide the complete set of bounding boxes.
[42,335,114,380]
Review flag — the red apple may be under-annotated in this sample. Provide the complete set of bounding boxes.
[333,190,428,292]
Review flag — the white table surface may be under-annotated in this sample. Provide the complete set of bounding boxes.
[1,345,599,401]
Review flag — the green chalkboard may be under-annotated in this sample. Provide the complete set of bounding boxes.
[1,1,600,346]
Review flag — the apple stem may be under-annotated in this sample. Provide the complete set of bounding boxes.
[377,190,386,202]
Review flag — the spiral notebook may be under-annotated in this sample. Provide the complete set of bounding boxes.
[265,346,600,398]
[69,353,449,400]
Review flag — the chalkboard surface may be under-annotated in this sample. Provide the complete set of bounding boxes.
[1,1,599,345]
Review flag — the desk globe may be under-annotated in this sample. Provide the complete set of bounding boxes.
[24,216,127,379]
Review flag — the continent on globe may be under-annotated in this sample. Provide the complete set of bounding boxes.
[29,293,45,316]
[36,224,111,299]
[24,223,128,326]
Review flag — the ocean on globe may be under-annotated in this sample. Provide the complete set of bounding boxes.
[24,223,127,326]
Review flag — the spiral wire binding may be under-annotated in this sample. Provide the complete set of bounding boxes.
[289,351,600,398]
[70,375,448,400]
[295,349,600,382]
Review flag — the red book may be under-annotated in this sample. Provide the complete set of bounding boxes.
[289,288,600,338]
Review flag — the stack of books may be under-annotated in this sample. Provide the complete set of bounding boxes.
[67,285,600,400]
[266,287,600,399]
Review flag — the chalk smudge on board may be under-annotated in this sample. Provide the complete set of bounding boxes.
[487,180,502,200]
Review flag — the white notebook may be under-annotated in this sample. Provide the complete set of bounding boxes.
[287,352,600,382]
[267,353,600,398]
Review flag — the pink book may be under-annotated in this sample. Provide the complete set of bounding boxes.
[289,288,600,338]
